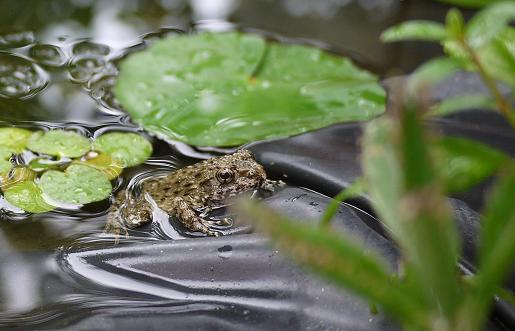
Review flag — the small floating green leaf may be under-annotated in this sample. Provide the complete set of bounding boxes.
[92,132,152,167]
[115,32,385,147]
[0,127,33,153]
[4,181,54,213]
[74,152,124,179]
[39,164,112,205]
[27,130,91,158]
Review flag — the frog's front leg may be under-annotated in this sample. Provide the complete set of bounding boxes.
[105,190,152,237]
[165,197,218,236]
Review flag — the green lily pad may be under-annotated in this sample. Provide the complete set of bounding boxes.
[4,181,54,213]
[0,145,13,160]
[115,32,385,147]
[74,152,124,179]
[92,132,152,167]
[39,164,112,205]
[0,127,33,153]
[27,130,91,158]
[0,159,11,175]
[0,146,13,175]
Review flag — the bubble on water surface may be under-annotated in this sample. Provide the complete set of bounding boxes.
[88,74,124,114]
[0,31,34,49]
[28,44,66,67]
[72,41,110,57]
[0,53,48,99]
[68,56,107,83]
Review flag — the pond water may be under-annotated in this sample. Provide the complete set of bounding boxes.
[0,0,475,329]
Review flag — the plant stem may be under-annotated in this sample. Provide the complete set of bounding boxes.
[459,37,514,127]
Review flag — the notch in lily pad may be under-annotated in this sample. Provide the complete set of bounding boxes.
[27,130,91,158]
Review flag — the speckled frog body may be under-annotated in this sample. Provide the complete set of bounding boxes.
[106,149,280,236]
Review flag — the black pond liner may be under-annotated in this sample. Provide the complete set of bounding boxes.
[18,75,509,330]
[1,75,513,330]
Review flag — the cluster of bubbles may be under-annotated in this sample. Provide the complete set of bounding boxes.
[0,30,122,113]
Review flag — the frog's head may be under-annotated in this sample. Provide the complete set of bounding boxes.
[208,149,267,200]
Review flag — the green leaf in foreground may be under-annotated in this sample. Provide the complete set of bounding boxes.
[433,136,508,193]
[363,113,461,319]
[381,21,447,42]
[27,130,91,158]
[0,127,33,153]
[407,57,465,93]
[465,1,515,49]
[238,201,427,328]
[429,94,496,117]
[92,132,152,167]
[39,164,112,205]
[115,32,385,147]
[4,181,54,213]
[446,8,465,39]
[444,27,515,88]
[459,168,515,330]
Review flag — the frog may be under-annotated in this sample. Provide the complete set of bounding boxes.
[105,149,282,237]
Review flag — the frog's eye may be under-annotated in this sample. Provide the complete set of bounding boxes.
[216,168,234,184]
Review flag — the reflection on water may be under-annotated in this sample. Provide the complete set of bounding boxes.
[0,0,457,328]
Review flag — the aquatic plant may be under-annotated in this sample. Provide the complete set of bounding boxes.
[382,1,515,125]
[0,128,152,212]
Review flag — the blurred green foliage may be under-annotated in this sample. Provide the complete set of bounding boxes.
[241,2,515,330]
[382,1,515,126]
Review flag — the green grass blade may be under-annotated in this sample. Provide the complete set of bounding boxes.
[399,105,463,316]
[458,167,515,330]
[478,166,515,273]
[238,201,429,328]
[363,109,463,318]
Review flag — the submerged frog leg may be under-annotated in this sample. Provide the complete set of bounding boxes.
[105,190,152,239]
[167,196,218,236]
